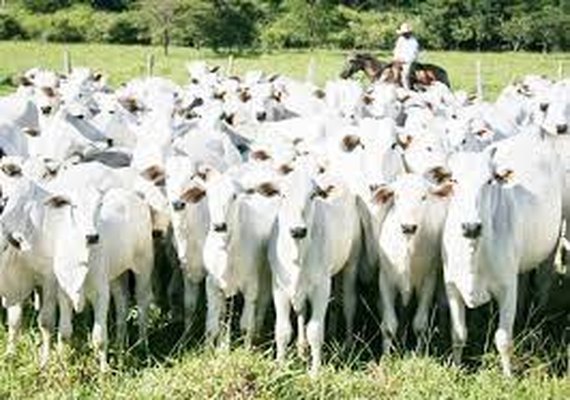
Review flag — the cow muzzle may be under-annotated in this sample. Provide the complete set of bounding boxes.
[40,106,53,116]
[213,223,228,233]
[86,234,100,245]
[461,222,482,239]
[401,224,418,236]
[172,200,186,211]
[290,227,307,239]
[557,124,568,134]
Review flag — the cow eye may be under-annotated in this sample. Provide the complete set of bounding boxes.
[421,195,428,201]
[426,146,433,152]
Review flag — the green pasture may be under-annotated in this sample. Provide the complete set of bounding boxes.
[0,41,568,99]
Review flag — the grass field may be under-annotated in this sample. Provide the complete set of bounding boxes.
[0,41,570,398]
[0,41,568,99]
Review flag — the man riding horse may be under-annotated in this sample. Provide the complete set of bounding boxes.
[393,22,419,90]
[340,23,451,90]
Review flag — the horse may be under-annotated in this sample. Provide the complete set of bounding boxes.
[340,52,451,89]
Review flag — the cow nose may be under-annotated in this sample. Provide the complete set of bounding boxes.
[172,200,186,211]
[213,222,227,233]
[86,234,100,245]
[461,222,482,239]
[290,227,307,239]
[556,124,568,134]
[401,224,418,235]
[40,106,52,115]
[539,103,549,112]
[256,111,267,122]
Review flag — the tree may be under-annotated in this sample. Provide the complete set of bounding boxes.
[139,0,184,55]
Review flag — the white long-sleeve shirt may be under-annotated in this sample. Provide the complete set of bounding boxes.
[393,36,419,64]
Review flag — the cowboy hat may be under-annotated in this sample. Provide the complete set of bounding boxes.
[397,23,413,35]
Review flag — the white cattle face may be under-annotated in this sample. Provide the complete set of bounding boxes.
[447,152,498,239]
[206,173,238,234]
[388,174,452,237]
[541,83,570,135]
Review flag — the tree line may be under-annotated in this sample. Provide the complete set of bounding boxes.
[0,0,568,54]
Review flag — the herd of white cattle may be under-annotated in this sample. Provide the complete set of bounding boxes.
[0,62,568,377]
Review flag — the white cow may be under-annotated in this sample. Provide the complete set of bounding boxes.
[443,129,563,376]
[268,157,361,375]
[376,173,452,353]
[202,164,279,346]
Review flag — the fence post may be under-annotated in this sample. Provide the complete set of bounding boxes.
[146,54,155,78]
[226,55,234,76]
[558,61,564,80]
[476,60,483,101]
[306,56,316,84]
[63,49,72,75]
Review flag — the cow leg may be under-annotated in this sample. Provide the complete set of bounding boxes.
[38,279,57,368]
[413,269,437,355]
[307,280,331,377]
[134,269,152,351]
[297,308,308,359]
[495,279,517,377]
[379,269,398,355]
[342,260,358,345]
[92,284,110,372]
[240,285,258,349]
[6,303,23,357]
[446,283,467,367]
[273,284,292,364]
[254,265,272,339]
[111,277,128,351]
[57,291,74,352]
[167,267,184,321]
[205,275,225,347]
[183,273,201,331]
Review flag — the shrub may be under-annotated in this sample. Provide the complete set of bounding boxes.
[104,12,150,44]
[21,0,71,14]
[0,12,26,40]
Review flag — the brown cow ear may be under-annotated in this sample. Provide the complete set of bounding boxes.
[257,182,280,197]
[341,134,362,152]
[494,169,514,184]
[427,166,452,184]
[313,89,326,99]
[372,186,394,204]
[1,163,23,177]
[362,94,374,105]
[250,150,272,161]
[19,76,33,87]
[141,165,165,184]
[45,195,71,208]
[181,187,206,204]
[430,182,453,198]
[278,163,293,175]
[396,134,413,150]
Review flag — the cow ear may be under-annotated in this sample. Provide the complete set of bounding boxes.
[209,65,221,73]
[239,90,252,103]
[21,127,40,137]
[362,94,374,105]
[268,74,280,82]
[18,76,33,87]
[257,182,280,197]
[372,186,394,204]
[313,89,326,99]
[341,135,362,152]
[494,169,515,184]
[396,133,413,150]
[45,195,71,208]
[250,150,271,161]
[181,186,206,204]
[1,163,23,177]
[426,166,452,184]
[430,182,453,198]
[93,72,103,82]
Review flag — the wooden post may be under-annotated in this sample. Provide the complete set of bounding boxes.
[476,60,483,101]
[226,54,234,76]
[306,56,316,84]
[558,61,564,80]
[146,54,155,78]
[63,49,72,75]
